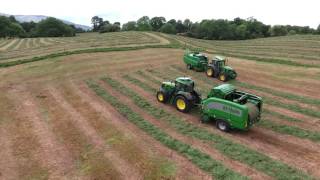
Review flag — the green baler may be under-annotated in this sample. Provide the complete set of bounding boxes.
[157,77,262,131]
[183,51,237,82]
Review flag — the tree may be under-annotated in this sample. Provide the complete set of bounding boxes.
[175,20,186,33]
[99,23,120,33]
[271,25,288,36]
[317,24,320,34]
[183,19,192,31]
[137,16,152,31]
[122,21,137,31]
[35,17,75,37]
[150,16,166,31]
[0,16,25,38]
[20,21,37,33]
[160,23,176,34]
[91,16,103,31]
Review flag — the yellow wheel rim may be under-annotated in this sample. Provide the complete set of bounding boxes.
[158,93,164,101]
[220,75,225,81]
[207,69,213,76]
[176,99,186,110]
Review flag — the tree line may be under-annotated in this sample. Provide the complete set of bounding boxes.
[0,15,81,38]
[93,16,320,40]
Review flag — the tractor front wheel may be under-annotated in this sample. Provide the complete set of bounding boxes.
[219,73,227,82]
[174,96,191,113]
[216,120,230,132]
[156,91,167,103]
[206,68,214,77]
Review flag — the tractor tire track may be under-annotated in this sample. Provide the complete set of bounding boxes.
[48,87,142,180]
[8,87,76,179]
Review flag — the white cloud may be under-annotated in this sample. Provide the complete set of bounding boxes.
[1,0,319,28]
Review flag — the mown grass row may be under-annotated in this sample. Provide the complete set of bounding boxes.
[103,76,313,180]
[170,65,320,119]
[0,43,181,68]
[130,71,320,142]
[86,79,246,180]
[173,36,320,68]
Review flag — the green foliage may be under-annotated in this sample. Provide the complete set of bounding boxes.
[35,17,75,37]
[160,23,176,34]
[137,16,152,31]
[150,17,166,31]
[99,23,120,33]
[91,16,104,32]
[86,80,246,180]
[102,77,314,180]
[0,16,26,38]
[271,25,288,36]
[122,21,137,31]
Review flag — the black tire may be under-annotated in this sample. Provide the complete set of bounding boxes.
[156,91,167,103]
[206,68,214,77]
[216,120,230,132]
[218,73,228,82]
[187,64,192,70]
[174,96,191,113]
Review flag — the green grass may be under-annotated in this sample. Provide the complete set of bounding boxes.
[86,79,246,180]
[103,76,314,180]
[0,43,182,68]
[258,120,320,142]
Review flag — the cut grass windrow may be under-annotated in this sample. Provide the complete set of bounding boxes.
[103,77,314,180]
[140,69,320,142]
[170,65,320,119]
[0,43,181,68]
[86,80,246,180]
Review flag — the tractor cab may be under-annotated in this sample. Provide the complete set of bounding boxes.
[206,56,237,81]
[174,77,195,92]
[157,77,201,113]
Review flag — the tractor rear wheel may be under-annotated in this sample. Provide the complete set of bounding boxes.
[187,64,192,70]
[206,68,214,77]
[219,73,227,82]
[216,120,230,132]
[174,96,191,113]
[156,91,167,103]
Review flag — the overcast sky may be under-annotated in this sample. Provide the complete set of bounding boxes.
[1,0,319,28]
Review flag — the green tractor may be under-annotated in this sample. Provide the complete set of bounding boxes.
[183,52,237,82]
[156,77,201,113]
[156,77,262,131]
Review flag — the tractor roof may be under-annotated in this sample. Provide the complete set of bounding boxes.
[175,77,194,85]
[213,56,226,61]
[212,84,235,96]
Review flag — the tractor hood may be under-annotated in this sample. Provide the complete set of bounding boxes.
[224,66,237,79]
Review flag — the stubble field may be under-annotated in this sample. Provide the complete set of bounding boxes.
[0,32,320,179]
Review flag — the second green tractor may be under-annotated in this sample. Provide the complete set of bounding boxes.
[183,51,237,82]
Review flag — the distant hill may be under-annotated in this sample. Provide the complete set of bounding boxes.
[0,13,91,31]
